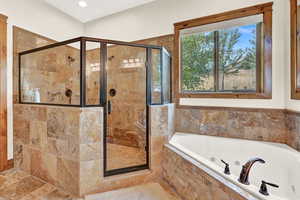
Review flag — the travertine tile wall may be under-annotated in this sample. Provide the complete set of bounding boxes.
[14,27,83,104]
[106,45,147,148]
[13,27,54,103]
[175,107,287,144]
[286,111,300,151]
[20,45,81,105]
[162,146,247,200]
[78,104,175,195]
[86,48,101,105]
[13,104,103,196]
[14,27,100,105]
[13,103,175,196]
[175,107,300,152]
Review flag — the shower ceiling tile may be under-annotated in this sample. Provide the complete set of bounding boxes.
[42,0,157,23]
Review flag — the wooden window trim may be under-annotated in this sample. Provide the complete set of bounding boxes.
[173,2,273,100]
[290,0,300,99]
[0,13,8,171]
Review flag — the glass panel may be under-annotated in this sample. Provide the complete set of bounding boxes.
[218,24,258,92]
[86,42,101,105]
[151,49,162,104]
[162,49,171,103]
[20,42,81,105]
[180,31,215,92]
[106,44,147,171]
[180,15,263,93]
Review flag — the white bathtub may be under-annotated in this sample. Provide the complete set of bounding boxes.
[169,132,300,200]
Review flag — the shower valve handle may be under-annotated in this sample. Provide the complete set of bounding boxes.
[108,100,112,114]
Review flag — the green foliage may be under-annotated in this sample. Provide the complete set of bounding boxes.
[181,25,257,91]
[181,32,214,90]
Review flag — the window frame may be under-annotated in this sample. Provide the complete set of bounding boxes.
[0,13,9,171]
[173,2,273,100]
[290,0,300,99]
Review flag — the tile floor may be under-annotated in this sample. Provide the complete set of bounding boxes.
[106,143,146,170]
[0,169,180,200]
[85,183,180,200]
[0,169,82,200]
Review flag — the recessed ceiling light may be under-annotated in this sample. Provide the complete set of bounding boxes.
[78,1,88,8]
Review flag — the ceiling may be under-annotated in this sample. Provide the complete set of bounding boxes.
[42,0,157,23]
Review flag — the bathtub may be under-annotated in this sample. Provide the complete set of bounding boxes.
[168,132,300,200]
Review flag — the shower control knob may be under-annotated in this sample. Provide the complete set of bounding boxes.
[221,160,230,175]
[109,88,116,97]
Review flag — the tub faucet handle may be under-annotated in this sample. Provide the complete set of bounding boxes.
[221,160,230,175]
[259,180,279,196]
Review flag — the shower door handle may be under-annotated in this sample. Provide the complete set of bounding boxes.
[108,100,112,114]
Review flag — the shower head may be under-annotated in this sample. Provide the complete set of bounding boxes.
[65,89,73,98]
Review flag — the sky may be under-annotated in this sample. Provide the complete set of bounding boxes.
[235,24,256,49]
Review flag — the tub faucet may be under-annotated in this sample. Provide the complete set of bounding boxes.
[238,158,265,185]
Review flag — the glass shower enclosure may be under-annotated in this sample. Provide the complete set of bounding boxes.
[19,37,171,176]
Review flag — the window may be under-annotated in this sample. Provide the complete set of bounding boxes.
[291,0,300,99]
[174,3,273,99]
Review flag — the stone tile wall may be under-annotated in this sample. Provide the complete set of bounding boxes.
[13,104,103,196]
[175,107,287,144]
[175,107,300,152]
[162,146,248,200]
[20,45,81,105]
[13,103,175,196]
[286,111,300,151]
[106,45,147,148]
[78,104,175,195]
[13,27,101,105]
[86,48,101,105]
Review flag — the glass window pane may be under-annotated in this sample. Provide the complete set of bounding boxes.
[218,24,259,92]
[20,42,81,105]
[151,49,162,104]
[86,42,101,105]
[162,49,171,103]
[180,31,215,92]
[296,1,300,87]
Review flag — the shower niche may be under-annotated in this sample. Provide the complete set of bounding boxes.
[19,37,171,176]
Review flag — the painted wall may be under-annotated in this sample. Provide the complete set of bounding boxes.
[85,0,289,110]
[0,0,84,159]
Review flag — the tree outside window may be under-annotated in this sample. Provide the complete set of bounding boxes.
[181,23,261,93]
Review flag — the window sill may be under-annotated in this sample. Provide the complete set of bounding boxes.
[177,92,272,99]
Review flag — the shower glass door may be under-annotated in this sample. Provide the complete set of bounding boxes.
[104,44,148,175]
